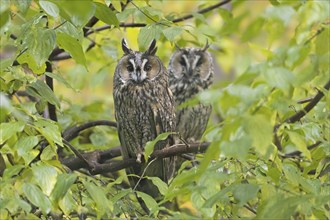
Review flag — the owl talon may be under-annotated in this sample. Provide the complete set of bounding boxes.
[136,153,142,163]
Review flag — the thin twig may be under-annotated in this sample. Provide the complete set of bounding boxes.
[133,158,157,191]
[85,0,232,36]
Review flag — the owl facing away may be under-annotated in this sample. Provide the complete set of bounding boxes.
[113,39,176,198]
[168,46,214,167]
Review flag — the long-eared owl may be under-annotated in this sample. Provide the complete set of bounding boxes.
[168,45,214,168]
[113,39,176,198]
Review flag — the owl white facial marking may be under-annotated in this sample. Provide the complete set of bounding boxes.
[192,55,201,69]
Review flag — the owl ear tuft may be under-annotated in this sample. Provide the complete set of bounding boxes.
[202,40,210,52]
[122,39,132,55]
[146,39,157,55]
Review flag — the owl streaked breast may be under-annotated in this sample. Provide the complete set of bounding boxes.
[113,39,176,198]
[168,46,214,169]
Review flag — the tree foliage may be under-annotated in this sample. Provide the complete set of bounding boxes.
[0,0,329,219]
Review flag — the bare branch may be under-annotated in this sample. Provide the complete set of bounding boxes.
[62,120,117,142]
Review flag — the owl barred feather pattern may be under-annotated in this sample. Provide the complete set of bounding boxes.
[168,45,214,169]
[113,39,176,198]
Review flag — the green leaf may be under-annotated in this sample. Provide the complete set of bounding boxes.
[136,191,158,213]
[244,114,273,156]
[287,131,310,159]
[56,32,87,67]
[162,26,183,42]
[32,163,58,196]
[263,67,294,92]
[19,28,56,69]
[15,136,39,165]
[138,25,162,50]
[94,2,119,27]
[3,165,25,180]
[144,132,174,159]
[0,121,25,145]
[33,119,62,147]
[282,163,301,187]
[232,183,260,206]
[48,0,95,28]
[84,181,112,218]
[0,8,10,30]
[22,183,52,215]
[39,0,59,17]
[27,80,60,108]
[45,72,76,91]
[147,177,168,196]
[203,185,233,208]
[50,173,77,203]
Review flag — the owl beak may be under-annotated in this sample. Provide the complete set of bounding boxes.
[186,68,193,76]
[135,71,144,83]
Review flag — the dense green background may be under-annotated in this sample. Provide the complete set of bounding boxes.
[0,0,329,219]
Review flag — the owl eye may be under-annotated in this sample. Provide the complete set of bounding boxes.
[179,58,186,66]
[144,64,152,71]
[127,64,134,72]
[196,58,203,67]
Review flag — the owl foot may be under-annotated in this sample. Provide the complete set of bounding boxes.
[136,153,142,163]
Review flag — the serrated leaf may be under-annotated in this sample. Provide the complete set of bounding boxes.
[244,114,273,156]
[56,32,86,67]
[50,173,77,203]
[39,0,59,17]
[32,163,57,196]
[144,132,174,159]
[27,80,60,108]
[0,121,25,145]
[147,177,168,196]
[22,183,52,214]
[138,25,162,50]
[94,2,119,27]
[163,26,183,42]
[136,191,158,213]
[33,119,62,147]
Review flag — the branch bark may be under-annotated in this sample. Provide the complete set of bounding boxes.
[61,142,210,174]
[45,62,57,121]
[62,120,117,142]
[85,0,232,36]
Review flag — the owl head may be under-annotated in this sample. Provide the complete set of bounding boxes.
[168,44,213,85]
[114,39,165,85]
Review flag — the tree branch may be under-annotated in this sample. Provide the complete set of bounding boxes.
[62,120,117,142]
[284,80,330,124]
[61,142,210,174]
[45,62,57,121]
[172,0,232,23]
[85,0,232,36]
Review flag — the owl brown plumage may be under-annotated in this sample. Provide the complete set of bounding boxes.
[168,45,214,169]
[113,39,176,199]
